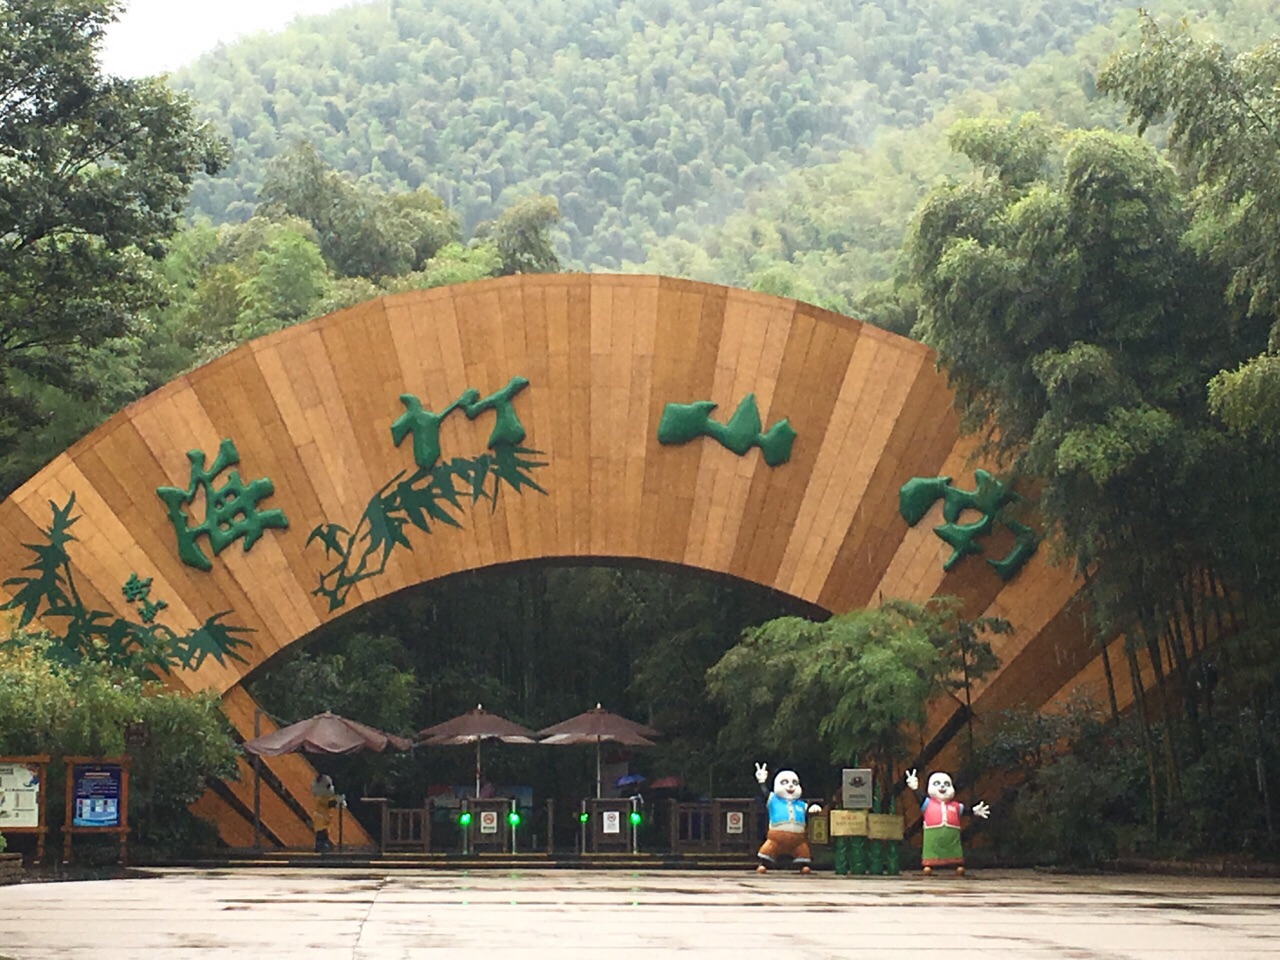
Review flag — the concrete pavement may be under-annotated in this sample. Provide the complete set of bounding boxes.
[0,868,1277,959]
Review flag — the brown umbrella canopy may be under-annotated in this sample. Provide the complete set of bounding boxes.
[243,711,413,757]
[537,704,658,798]
[419,705,537,798]
[536,704,658,740]
[419,705,537,744]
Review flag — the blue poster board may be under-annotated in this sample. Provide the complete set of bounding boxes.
[71,763,123,828]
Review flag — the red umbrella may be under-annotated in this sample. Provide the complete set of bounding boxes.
[419,704,537,798]
[243,711,413,756]
[537,704,658,798]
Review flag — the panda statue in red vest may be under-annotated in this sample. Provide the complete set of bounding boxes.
[905,768,990,876]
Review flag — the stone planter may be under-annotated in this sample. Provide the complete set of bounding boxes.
[0,852,23,884]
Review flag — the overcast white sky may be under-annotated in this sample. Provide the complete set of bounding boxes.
[101,0,370,77]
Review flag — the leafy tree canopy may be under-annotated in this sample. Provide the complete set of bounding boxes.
[1098,13,1280,441]
[706,598,1006,801]
[0,0,225,467]
[0,636,238,852]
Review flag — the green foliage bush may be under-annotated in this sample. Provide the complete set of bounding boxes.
[0,636,239,855]
[707,597,1006,805]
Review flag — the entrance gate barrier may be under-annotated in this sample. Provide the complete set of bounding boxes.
[362,797,432,853]
[580,797,639,853]
[667,798,762,854]
[461,797,518,854]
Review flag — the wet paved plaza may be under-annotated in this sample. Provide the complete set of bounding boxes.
[1,868,1277,959]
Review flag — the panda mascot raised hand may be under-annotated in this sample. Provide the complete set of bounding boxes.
[905,769,990,876]
[754,762,822,874]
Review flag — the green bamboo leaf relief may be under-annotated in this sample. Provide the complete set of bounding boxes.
[307,379,549,609]
[1,496,256,674]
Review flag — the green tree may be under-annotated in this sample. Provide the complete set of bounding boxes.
[0,637,239,853]
[0,0,226,491]
[256,141,458,280]
[1098,15,1280,440]
[904,112,1279,844]
[706,598,1005,804]
[484,195,562,275]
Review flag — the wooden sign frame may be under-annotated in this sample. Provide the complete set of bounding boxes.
[62,756,130,865]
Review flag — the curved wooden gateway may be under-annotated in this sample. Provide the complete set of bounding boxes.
[0,275,1139,848]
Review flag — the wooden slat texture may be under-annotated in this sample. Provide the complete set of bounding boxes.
[189,791,260,849]
[0,274,1091,848]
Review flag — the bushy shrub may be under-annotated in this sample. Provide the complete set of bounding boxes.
[0,635,239,855]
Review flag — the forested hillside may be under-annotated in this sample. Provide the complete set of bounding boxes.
[640,0,1280,317]
[176,0,1136,267]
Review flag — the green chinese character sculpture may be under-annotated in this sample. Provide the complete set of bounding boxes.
[898,469,1038,581]
[156,439,289,571]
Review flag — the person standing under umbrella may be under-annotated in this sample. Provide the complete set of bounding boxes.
[311,773,339,852]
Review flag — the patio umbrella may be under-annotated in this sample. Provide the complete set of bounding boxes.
[243,710,414,756]
[241,711,412,849]
[418,704,537,798]
[537,704,658,798]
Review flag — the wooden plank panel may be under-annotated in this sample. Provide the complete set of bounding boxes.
[731,308,858,589]
[187,351,322,652]
[681,289,750,572]
[517,278,555,560]
[566,278,594,554]
[651,283,728,565]
[706,294,798,574]
[189,791,262,848]
[815,360,960,613]
[777,330,914,600]
[870,433,983,603]
[221,756,317,848]
[622,278,661,557]
[545,281,576,560]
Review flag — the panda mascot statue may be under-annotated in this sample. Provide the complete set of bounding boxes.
[905,769,990,876]
[753,762,822,874]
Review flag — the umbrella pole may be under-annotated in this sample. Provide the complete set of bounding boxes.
[252,708,262,850]
[475,740,482,798]
[596,736,602,799]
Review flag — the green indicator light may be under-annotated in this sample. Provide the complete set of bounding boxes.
[459,812,473,826]
[578,812,589,823]
[629,811,642,826]
[508,811,521,826]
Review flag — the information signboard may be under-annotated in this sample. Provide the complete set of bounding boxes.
[602,810,621,834]
[62,756,129,865]
[829,809,869,837]
[0,760,42,830]
[866,812,905,841]
[479,810,499,835]
[841,768,874,810]
[807,813,830,845]
[71,764,123,828]
[725,810,744,835]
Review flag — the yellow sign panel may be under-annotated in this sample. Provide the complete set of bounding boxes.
[828,809,868,837]
[807,813,829,845]
[866,812,905,841]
